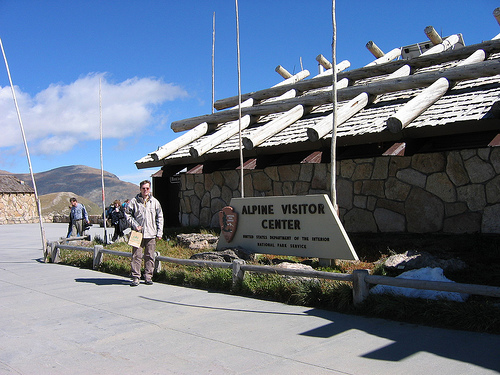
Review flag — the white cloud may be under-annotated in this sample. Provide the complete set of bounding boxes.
[0,73,188,155]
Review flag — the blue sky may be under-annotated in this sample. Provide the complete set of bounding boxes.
[0,0,498,184]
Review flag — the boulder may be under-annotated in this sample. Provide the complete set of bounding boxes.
[177,233,218,250]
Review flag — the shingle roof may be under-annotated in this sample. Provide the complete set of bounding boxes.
[0,175,35,193]
[136,34,500,170]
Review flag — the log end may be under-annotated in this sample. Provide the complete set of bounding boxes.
[242,137,254,150]
[306,128,320,142]
[189,148,200,158]
[386,117,403,133]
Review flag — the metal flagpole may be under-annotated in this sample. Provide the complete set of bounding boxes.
[235,0,245,197]
[330,0,338,211]
[99,78,109,244]
[0,37,48,258]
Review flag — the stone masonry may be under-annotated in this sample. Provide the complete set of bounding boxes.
[178,147,500,234]
[0,192,38,225]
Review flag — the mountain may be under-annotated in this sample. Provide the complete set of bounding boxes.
[13,165,140,207]
[40,192,103,216]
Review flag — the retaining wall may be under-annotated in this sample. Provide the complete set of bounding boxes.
[178,147,500,234]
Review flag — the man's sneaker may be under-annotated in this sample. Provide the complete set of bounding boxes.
[130,279,139,287]
[145,280,153,285]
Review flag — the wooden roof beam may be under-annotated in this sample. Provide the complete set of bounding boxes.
[172,59,500,133]
[275,65,292,79]
[421,34,460,56]
[387,49,487,133]
[366,41,385,58]
[424,26,443,45]
[307,64,411,141]
[212,39,500,112]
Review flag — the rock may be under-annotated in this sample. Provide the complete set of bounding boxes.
[384,250,467,273]
[177,233,218,250]
[274,262,314,271]
[190,248,253,262]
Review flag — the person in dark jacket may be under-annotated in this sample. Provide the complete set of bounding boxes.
[109,199,127,241]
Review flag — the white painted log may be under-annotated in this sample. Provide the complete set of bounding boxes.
[421,34,460,56]
[386,77,450,133]
[275,65,292,79]
[173,59,500,132]
[456,49,486,66]
[493,32,500,41]
[272,69,310,87]
[189,115,251,158]
[387,64,411,78]
[424,26,443,45]
[307,92,370,141]
[494,7,500,26]
[366,41,384,58]
[316,54,332,69]
[364,48,401,67]
[150,122,209,161]
[243,105,305,150]
[386,49,487,133]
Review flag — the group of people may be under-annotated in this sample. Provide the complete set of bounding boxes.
[67,180,164,287]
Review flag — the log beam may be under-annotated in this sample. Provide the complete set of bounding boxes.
[386,49,487,133]
[172,59,500,133]
[189,115,251,158]
[421,34,460,56]
[494,7,500,26]
[316,54,332,69]
[364,47,401,67]
[424,26,443,45]
[243,104,306,150]
[366,41,384,58]
[212,39,500,112]
[275,65,292,79]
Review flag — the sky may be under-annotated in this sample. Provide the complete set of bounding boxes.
[0,0,499,184]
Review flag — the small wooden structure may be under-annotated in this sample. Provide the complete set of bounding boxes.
[136,11,500,235]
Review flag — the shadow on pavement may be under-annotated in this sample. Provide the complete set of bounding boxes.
[75,278,131,286]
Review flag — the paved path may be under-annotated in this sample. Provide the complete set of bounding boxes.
[0,223,499,374]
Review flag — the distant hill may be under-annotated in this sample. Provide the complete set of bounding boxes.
[40,192,103,216]
[13,165,140,206]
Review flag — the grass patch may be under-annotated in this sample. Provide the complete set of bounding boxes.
[58,231,500,334]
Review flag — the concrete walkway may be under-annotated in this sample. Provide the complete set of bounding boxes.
[0,223,499,375]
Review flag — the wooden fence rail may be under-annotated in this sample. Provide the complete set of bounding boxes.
[48,241,500,305]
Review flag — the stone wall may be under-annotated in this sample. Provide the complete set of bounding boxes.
[0,193,38,224]
[178,147,500,234]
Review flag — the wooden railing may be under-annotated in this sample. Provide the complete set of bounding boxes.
[47,241,500,305]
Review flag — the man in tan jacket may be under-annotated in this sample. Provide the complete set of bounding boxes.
[125,180,164,286]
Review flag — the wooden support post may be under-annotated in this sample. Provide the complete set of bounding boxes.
[50,241,61,263]
[275,65,292,79]
[352,269,370,305]
[424,26,443,45]
[93,245,103,270]
[232,259,245,289]
[154,251,162,273]
[366,41,384,58]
